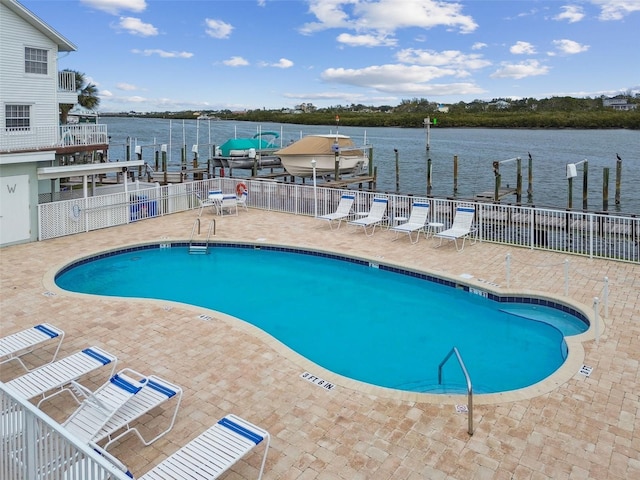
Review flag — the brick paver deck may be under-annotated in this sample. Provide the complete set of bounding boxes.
[1,209,638,479]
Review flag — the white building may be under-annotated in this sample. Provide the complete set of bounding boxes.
[0,0,140,246]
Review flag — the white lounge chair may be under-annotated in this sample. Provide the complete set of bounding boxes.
[95,374,182,450]
[434,205,477,251]
[139,414,270,480]
[63,368,147,444]
[318,193,355,230]
[0,323,64,373]
[348,197,388,236]
[5,346,117,407]
[390,202,430,244]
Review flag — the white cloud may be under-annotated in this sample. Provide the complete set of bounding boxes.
[267,58,294,69]
[510,41,537,55]
[205,19,233,39]
[336,33,397,47]
[321,64,484,96]
[80,0,146,15]
[396,49,491,70]
[554,5,585,23]
[490,60,550,79]
[131,49,193,58]
[116,83,138,91]
[223,56,249,67]
[552,39,589,54]
[116,17,158,36]
[590,0,640,20]
[300,0,477,36]
[472,42,487,50]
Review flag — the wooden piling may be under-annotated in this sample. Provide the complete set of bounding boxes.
[615,156,622,205]
[453,155,458,196]
[427,157,432,196]
[394,149,399,193]
[568,176,573,210]
[516,157,522,203]
[527,153,533,202]
[603,167,609,211]
[582,161,588,210]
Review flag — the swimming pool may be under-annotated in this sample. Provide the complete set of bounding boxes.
[55,243,589,394]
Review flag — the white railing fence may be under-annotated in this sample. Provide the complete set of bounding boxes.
[0,383,130,480]
[38,177,639,263]
[0,124,108,153]
[58,70,76,92]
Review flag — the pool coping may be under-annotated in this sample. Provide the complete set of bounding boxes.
[43,239,601,406]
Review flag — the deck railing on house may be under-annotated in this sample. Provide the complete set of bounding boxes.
[37,177,639,263]
[0,382,130,480]
[58,70,76,92]
[0,124,108,153]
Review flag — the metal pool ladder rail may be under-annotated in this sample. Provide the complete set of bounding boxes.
[189,218,216,254]
[438,346,474,435]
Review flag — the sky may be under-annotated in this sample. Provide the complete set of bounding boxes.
[21,0,640,113]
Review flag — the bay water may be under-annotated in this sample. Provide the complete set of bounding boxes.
[102,117,639,214]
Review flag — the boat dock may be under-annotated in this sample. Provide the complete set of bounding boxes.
[475,187,518,201]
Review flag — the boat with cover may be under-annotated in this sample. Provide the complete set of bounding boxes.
[275,134,370,177]
[215,131,281,169]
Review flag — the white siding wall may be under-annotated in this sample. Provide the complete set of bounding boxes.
[0,2,59,131]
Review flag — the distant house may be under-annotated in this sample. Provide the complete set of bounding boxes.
[488,100,511,110]
[603,98,637,111]
[437,104,449,113]
[0,0,139,247]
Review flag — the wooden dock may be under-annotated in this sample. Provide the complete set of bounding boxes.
[475,188,517,201]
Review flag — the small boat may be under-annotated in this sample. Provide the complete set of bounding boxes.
[275,134,370,177]
[216,131,282,169]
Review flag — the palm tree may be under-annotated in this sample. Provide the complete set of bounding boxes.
[59,69,100,124]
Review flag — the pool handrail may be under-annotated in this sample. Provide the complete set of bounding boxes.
[438,346,473,435]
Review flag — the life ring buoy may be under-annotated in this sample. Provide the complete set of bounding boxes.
[236,182,247,197]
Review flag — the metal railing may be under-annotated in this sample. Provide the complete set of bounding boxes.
[438,347,473,435]
[0,124,108,153]
[0,382,130,480]
[37,177,639,263]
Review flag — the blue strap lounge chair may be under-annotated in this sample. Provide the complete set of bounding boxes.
[0,323,64,373]
[139,414,270,480]
[390,202,430,244]
[5,346,117,407]
[317,193,355,230]
[348,197,388,236]
[95,374,183,450]
[63,368,148,444]
[434,205,477,251]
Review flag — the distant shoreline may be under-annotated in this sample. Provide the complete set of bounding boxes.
[99,111,640,130]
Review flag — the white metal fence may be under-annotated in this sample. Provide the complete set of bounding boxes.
[38,177,639,263]
[0,124,108,153]
[0,383,130,480]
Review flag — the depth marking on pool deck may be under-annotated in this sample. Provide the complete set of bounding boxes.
[300,372,335,390]
[579,365,593,376]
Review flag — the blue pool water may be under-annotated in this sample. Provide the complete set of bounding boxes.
[55,244,589,394]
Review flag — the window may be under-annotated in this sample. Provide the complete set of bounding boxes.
[5,105,31,130]
[25,47,48,74]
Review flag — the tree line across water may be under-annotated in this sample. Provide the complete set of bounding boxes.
[105,95,640,129]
